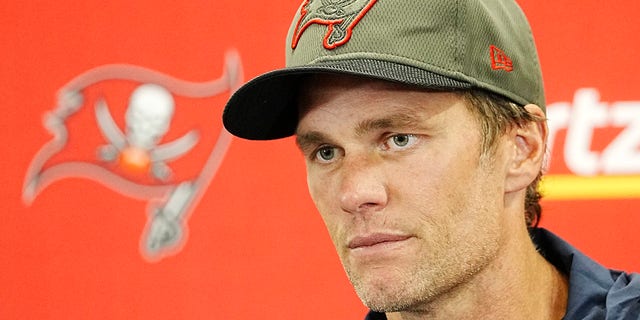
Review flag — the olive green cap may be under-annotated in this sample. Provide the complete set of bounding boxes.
[223,0,545,140]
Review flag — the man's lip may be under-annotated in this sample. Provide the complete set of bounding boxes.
[347,233,412,249]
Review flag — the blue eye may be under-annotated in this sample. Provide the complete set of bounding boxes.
[392,134,411,147]
[385,134,418,150]
[315,146,336,162]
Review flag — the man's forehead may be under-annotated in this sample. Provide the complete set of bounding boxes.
[296,73,460,116]
[295,80,469,140]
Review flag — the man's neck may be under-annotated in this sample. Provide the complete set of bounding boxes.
[385,226,569,320]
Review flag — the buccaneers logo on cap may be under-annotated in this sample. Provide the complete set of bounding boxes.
[292,0,377,50]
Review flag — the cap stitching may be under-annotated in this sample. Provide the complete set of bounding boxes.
[304,51,466,79]
[453,0,462,71]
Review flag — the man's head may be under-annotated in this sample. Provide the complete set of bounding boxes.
[223,0,547,313]
[295,73,546,311]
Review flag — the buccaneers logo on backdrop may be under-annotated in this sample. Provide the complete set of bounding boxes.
[23,51,243,261]
[292,0,377,49]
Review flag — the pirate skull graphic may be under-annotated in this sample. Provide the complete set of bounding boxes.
[96,83,199,181]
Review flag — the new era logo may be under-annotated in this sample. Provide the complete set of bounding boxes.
[490,45,513,72]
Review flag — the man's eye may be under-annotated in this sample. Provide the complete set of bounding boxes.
[385,134,417,149]
[315,146,336,162]
[392,134,410,147]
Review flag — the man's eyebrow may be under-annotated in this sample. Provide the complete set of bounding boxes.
[296,113,425,150]
[354,113,423,136]
[295,131,329,152]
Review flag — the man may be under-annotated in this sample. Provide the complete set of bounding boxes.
[223,0,640,319]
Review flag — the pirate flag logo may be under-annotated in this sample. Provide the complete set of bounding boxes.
[23,50,243,261]
[292,0,377,49]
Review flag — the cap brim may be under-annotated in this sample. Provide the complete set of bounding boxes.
[223,58,472,140]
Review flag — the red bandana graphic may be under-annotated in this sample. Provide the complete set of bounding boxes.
[292,0,377,50]
[23,51,243,262]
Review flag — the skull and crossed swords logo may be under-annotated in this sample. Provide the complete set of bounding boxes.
[23,51,243,261]
[95,83,199,182]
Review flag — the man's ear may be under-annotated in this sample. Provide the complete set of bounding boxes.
[505,104,547,193]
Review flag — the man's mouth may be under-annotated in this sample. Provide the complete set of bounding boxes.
[347,233,412,249]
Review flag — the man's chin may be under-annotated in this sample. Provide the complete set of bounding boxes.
[358,291,421,314]
[350,274,422,313]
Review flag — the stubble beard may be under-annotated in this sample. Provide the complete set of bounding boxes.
[345,229,501,313]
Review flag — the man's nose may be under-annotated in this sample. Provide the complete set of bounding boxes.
[338,155,388,215]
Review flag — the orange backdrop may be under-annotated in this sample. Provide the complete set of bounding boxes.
[2,1,639,319]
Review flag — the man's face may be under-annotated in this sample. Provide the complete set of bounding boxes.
[296,76,511,312]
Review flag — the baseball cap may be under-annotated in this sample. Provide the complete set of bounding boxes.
[223,0,544,140]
